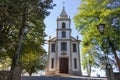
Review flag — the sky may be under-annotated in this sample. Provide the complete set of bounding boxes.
[43,0,105,77]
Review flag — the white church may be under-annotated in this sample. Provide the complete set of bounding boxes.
[46,7,82,76]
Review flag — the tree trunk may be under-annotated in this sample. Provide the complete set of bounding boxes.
[87,64,91,77]
[29,68,32,76]
[88,65,91,77]
[109,40,120,72]
[29,72,32,76]
[29,66,35,76]
[106,64,115,80]
[6,66,22,80]
[7,8,27,80]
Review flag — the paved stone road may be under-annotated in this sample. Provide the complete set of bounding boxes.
[21,76,107,80]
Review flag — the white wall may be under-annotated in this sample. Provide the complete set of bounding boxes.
[48,40,81,72]
[71,42,80,71]
[71,53,80,71]
[49,42,56,71]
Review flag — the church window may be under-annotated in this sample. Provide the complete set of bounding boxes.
[74,58,77,69]
[73,43,77,52]
[61,42,67,51]
[51,58,54,68]
[51,43,55,52]
[62,31,66,38]
[62,22,66,28]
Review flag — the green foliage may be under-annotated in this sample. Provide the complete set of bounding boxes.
[0,57,11,70]
[82,44,100,76]
[22,53,47,75]
[74,0,120,72]
[0,0,55,74]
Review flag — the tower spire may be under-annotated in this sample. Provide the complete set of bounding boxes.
[60,2,68,18]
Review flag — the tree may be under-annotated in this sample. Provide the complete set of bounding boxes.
[22,54,47,76]
[0,0,55,80]
[74,0,120,72]
[82,43,100,76]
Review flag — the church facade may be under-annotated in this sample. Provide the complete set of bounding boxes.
[46,7,82,76]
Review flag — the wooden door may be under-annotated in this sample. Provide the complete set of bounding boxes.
[59,58,68,73]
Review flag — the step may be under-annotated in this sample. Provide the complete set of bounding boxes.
[21,76,107,80]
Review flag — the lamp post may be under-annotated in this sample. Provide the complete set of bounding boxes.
[97,23,114,80]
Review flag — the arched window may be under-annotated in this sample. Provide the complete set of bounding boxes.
[62,22,66,28]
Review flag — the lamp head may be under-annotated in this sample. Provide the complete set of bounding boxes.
[97,23,105,34]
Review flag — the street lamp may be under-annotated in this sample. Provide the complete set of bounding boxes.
[97,23,105,34]
[97,23,115,80]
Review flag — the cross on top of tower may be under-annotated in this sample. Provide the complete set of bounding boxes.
[62,2,65,7]
[60,2,68,18]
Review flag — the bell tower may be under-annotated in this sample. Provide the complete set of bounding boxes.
[57,7,71,40]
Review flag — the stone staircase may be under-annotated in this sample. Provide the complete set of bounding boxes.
[21,76,107,80]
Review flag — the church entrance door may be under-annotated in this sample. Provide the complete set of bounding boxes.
[59,58,68,73]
